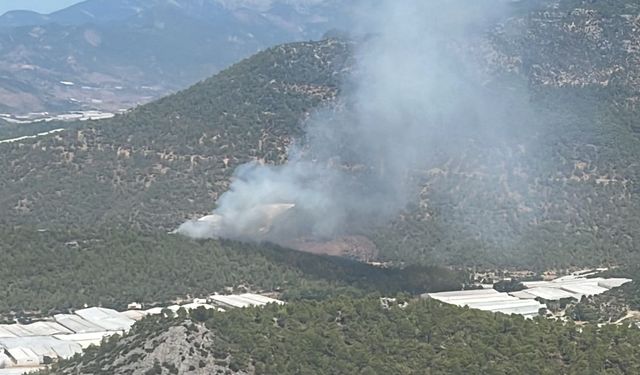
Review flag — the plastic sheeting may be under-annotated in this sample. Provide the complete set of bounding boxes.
[0,336,82,360]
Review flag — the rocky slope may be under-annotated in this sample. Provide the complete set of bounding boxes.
[54,320,245,375]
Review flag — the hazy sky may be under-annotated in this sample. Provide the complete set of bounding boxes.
[0,0,81,15]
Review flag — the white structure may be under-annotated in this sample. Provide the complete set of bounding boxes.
[0,367,43,374]
[238,293,286,306]
[209,295,254,309]
[143,307,164,316]
[0,337,82,363]
[209,293,285,309]
[510,287,578,301]
[73,307,135,333]
[0,322,72,338]
[179,303,222,312]
[54,314,108,334]
[424,289,546,319]
[3,347,40,368]
[598,278,632,289]
[0,293,284,371]
[127,302,143,310]
[121,310,147,321]
[54,332,114,349]
[519,277,632,301]
[0,129,65,144]
[426,276,632,318]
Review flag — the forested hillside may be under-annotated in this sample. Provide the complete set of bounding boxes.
[0,228,461,320]
[2,0,640,272]
[44,297,640,374]
[374,0,640,268]
[0,39,351,230]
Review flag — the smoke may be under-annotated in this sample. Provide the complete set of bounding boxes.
[178,0,526,242]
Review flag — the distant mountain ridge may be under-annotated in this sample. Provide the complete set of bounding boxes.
[0,0,336,28]
[0,0,347,113]
[0,1,177,28]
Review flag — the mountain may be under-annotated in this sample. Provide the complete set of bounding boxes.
[0,10,50,28]
[0,0,344,29]
[0,38,351,231]
[0,37,464,322]
[375,0,640,268]
[3,1,640,270]
[0,1,152,27]
[0,0,347,113]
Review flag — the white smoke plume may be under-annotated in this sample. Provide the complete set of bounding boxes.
[178,0,525,242]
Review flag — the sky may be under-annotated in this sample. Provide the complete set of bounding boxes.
[0,0,81,15]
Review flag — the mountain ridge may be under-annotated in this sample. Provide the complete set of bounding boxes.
[0,0,348,113]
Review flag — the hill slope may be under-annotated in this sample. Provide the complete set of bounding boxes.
[2,1,640,270]
[0,39,351,230]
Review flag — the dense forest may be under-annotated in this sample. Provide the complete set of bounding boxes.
[44,297,640,374]
[0,227,462,320]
